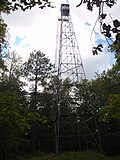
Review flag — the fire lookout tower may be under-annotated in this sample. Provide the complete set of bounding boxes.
[54,3,102,154]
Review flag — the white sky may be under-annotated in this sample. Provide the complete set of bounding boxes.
[3,0,120,79]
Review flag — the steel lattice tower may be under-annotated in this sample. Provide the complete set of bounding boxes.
[55,4,86,82]
[54,3,102,154]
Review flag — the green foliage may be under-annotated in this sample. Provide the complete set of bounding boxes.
[93,62,120,155]
[0,52,51,159]
[111,33,120,54]
[0,16,8,55]
[8,51,24,80]
[27,112,47,123]
[0,57,8,72]
[19,151,120,160]
[77,1,119,56]
[0,91,29,131]
[23,50,54,113]
[0,16,7,43]
[99,94,120,122]
[0,0,11,13]
[0,17,9,60]
[0,0,52,13]
[24,50,53,86]
[77,0,116,10]
[97,60,120,122]
[108,94,120,120]
[0,89,29,159]
[110,33,120,65]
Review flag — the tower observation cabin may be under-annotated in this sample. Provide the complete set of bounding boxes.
[61,4,69,16]
[59,4,70,21]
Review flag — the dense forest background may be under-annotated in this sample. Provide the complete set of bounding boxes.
[0,0,120,160]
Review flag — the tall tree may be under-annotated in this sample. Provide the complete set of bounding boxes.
[110,33,120,65]
[8,51,23,80]
[23,50,53,110]
[0,16,9,56]
[92,61,120,155]
[23,50,53,153]
[0,70,29,160]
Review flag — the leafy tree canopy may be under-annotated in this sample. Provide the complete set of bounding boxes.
[99,94,120,122]
[77,0,120,56]
[0,16,8,56]
[77,0,116,11]
[0,0,52,13]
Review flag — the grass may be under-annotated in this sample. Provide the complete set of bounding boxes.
[20,151,120,160]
